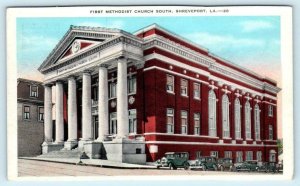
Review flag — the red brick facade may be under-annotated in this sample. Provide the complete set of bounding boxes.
[47,25,279,163]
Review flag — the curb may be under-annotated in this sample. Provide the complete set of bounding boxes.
[19,157,157,170]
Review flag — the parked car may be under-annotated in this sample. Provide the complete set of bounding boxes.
[235,160,259,172]
[217,158,235,171]
[277,162,283,173]
[257,162,278,173]
[191,156,218,171]
[156,152,190,170]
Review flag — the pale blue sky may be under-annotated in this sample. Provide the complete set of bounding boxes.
[16,16,281,81]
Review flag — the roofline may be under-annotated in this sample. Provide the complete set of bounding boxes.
[38,25,143,72]
[17,78,43,84]
[133,23,209,52]
[134,24,277,85]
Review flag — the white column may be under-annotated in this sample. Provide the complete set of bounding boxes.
[81,71,92,140]
[117,58,129,138]
[55,81,64,143]
[44,85,53,143]
[67,76,77,142]
[97,65,109,141]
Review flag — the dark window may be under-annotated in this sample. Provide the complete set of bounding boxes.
[30,86,38,97]
[38,107,44,121]
[24,106,30,119]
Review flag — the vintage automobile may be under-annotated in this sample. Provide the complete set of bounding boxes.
[189,156,218,171]
[217,158,235,171]
[156,152,190,170]
[277,162,283,173]
[257,162,278,173]
[235,160,259,172]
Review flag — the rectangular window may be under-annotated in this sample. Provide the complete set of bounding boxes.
[210,151,218,158]
[193,83,200,99]
[246,151,253,161]
[269,153,276,162]
[128,109,137,134]
[180,79,188,96]
[128,76,136,94]
[24,106,30,119]
[181,110,188,134]
[224,151,232,158]
[166,75,174,93]
[109,83,116,98]
[269,125,273,140]
[30,85,38,97]
[194,113,200,135]
[167,108,174,134]
[256,151,262,162]
[38,107,44,121]
[268,105,273,117]
[110,112,117,134]
[236,151,243,163]
[196,151,202,158]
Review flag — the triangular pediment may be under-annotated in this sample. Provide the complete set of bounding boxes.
[38,26,122,73]
[58,39,99,61]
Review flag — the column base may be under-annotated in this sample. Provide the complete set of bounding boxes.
[78,139,93,150]
[41,141,64,154]
[64,140,78,150]
[84,141,105,159]
[103,138,146,165]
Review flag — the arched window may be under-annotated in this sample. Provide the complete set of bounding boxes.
[208,90,217,137]
[254,104,261,140]
[234,98,241,139]
[245,101,251,139]
[222,95,230,138]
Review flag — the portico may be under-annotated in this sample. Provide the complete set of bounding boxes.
[39,26,146,164]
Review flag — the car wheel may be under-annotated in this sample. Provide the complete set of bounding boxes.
[184,162,190,170]
[220,166,224,171]
[213,165,218,171]
[168,163,173,170]
[231,166,236,172]
[202,165,207,171]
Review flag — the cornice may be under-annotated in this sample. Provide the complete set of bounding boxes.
[41,35,143,74]
[144,36,280,95]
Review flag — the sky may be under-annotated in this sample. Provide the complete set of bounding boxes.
[16,16,282,137]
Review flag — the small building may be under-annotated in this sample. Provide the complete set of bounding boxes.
[17,78,44,157]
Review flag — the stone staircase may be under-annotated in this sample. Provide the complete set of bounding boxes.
[37,148,82,159]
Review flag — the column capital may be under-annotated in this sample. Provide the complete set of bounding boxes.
[55,80,65,84]
[98,63,109,68]
[43,83,54,87]
[82,69,93,75]
[116,56,130,63]
[67,75,77,80]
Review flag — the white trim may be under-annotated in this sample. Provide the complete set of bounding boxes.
[145,140,277,147]
[144,53,210,77]
[145,53,278,100]
[262,101,277,106]
[143,66,209,85]
[144,37,280,95]
[210,75,277,100]
[143,132,219,139]
[133,23,209,52]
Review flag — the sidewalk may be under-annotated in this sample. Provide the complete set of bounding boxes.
[19,157,157,169]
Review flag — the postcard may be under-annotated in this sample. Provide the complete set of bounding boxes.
[6,6,293,181]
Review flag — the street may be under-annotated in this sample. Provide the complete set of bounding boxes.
[18,159,281,177]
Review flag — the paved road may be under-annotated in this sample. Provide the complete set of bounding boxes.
[18,159,281,177]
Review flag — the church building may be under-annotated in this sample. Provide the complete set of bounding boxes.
[38,24,280,164]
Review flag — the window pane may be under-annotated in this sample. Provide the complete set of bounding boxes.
[24,106,30,112]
